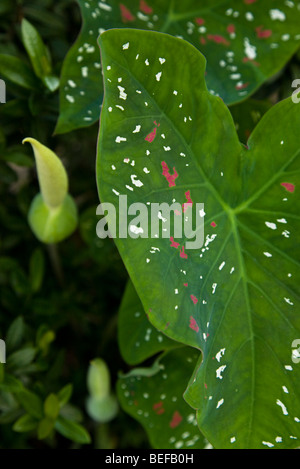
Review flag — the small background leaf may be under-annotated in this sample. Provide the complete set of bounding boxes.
[118,280,178,365]
[117,346,206,449]
[56,0,300,134]
[54,416,91,444]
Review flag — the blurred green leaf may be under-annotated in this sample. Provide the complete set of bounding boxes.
[21,18,59,91]
[0,127,6,149]
[54,416,91,444]
[9,267,31,296]
[44,393,60,420]
[37,416,54,440]
[36,329,55,356]
[16,389,43,419]
[0,364,4,384]
[6,347,36,371]
[23,6,66,32]
[0,374,24,393]
[6,316,25,352]
[43,75,60,92]
[0,54,40,90]
[2,148,34,168]
[13,413,38,433]
[0,408,23,425]
[0,161,17,184]
[57,384,73,408]
[59,404,83,423]
[29,247,45,293]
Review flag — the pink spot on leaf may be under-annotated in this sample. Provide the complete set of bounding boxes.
[195,17,205,25]
[169,411,183,428]
[190,295,198,305]
[281,182,295,193]
[235,82,250,90]
[182,190,193,212]
[153,401,165,415]
[120,4,135,22]
[145,121,160,143]
[256,26,272,39]
[207,34,230,46]
[145,128,157,143]
[139,0,153,14]
[170,237,180,249]
[179,246,188,259]
[243,57,260,67]
[162,162,178,187]
[189,316,199,333]
[227,24,235,34]
[210,221,217,228]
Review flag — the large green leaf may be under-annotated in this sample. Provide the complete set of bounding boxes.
[97,29,300,449]
[118,280,178,365]
[117,346,207,449]
[56,0,300,134]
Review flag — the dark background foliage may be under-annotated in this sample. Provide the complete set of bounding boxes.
[0,0,150,449]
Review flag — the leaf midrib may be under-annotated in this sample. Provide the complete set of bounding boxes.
[228,210,255,446]
[160,0,232,31]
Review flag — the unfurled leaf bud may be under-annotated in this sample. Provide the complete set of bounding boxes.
[87,358,111,399]
[23,138,68,208]
[86,359,118,423]
[23,138,78,244]
[86,395,118,423]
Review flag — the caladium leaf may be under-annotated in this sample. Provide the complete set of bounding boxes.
[118,280,178,365]
[56,0,300,134]
[117,346,207,449]
[97,29,300,449]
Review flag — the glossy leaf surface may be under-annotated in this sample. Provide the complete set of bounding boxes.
[97,29,300,449]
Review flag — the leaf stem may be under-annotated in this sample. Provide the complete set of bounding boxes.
[47,243,64,287]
